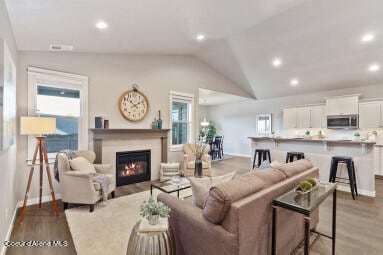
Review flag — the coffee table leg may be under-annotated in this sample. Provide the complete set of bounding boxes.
[272,206,277,255]
[177,190,179,198]
[150,185,153,196]
[304,216,311,255]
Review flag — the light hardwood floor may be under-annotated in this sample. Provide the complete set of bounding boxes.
[5,157,383,255]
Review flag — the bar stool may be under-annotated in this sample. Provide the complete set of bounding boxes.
[329,156,358,200]
[252,149,271,169]
[285,152,305,163]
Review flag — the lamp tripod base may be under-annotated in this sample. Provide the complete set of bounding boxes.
[20,136,59,223]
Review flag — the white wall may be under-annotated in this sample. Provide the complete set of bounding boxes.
[17,51,250,199]
[0,0,18,250]
[207,83,383,156]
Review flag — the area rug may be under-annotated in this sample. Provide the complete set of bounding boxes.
[65,189,191,255]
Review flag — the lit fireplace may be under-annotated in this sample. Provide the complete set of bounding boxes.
[116,150,151,186]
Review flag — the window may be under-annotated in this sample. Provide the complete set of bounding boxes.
[170,91,194,151]
[27,67,88,158]
[36,85,80,153]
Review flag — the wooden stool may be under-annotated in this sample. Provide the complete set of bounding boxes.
[252,149,271,169]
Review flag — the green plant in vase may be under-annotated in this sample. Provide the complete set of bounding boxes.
[140,197,171,225]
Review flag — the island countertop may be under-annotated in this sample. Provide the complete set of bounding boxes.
[248,136,376,145]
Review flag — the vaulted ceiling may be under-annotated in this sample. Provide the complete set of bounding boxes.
[5,0,383,99]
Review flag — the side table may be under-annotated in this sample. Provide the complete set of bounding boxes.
[127,221,175,255]
[272,182,337,255]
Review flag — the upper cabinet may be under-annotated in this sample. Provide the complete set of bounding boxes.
[296,107,311,128]
[359,101,383,128]
[283,105,326,129]
[283,108,297,129]
[326,96,359,116]
[310,105,326,128]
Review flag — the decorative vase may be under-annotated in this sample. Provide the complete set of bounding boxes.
[195,158,203,177]
[157,119,162,129]
[148,214,159,225]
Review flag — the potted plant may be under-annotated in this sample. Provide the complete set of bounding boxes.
[139,197,171,225]
[206,122,217,138]
[354,132,361,141]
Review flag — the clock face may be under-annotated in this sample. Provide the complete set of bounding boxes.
[119,90,149,121]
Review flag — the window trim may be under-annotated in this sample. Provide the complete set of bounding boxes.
[27,67,89,158]
[169,91,194,152]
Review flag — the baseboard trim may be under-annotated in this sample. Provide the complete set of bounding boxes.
[1,194,62,255]
[225,153,251,158]
[16,194,62,208]
[1,202,18,255]
[336,185,375,197]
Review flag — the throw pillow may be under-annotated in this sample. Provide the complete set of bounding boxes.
[160,163,180,181]
[188,172,236,208]
[69,157,96,173]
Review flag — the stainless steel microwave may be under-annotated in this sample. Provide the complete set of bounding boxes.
[327,115,358,129]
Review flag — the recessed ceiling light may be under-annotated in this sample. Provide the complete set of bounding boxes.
[196,34,205,41]
[290,78,299,86]
[368,64,380,72]
[96,21,108,30]
[272,58,282,67]
[361,33,375,43]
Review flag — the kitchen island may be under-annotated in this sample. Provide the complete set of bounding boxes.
[249,136,376,197]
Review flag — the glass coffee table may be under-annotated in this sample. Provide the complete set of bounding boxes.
[272,182,337,255]
[150,177,191,199]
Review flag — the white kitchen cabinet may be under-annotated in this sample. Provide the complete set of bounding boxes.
[326,96,359,116]
[381,102,383,127]
[359,101,382,128]
[296,107,311,128]
[310,105,326,128]
[374,146,383,176]
[326,98,339,116]
[283,108,297,129]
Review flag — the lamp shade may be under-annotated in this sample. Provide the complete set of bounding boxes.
[20,117,56,135]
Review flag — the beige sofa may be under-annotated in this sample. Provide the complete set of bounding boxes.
[57,150,116,212]
[183,144,212,176]
[158,159,319,255]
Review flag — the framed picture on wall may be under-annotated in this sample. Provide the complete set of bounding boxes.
[0,40,17,151]
[256,114,272,134]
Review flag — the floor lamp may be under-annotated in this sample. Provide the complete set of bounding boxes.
[20,116,60,223]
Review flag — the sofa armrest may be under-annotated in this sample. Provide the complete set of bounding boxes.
[158,193,237,255]
[94,164,113,174]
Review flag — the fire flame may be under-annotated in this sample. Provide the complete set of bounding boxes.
[120,162,142,176]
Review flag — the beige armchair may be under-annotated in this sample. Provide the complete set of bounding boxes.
[57,150,116,212]
[183,144,212,176]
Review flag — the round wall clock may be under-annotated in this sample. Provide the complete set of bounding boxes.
[119,89,149,121]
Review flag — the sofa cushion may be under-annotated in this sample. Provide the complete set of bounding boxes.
[69,157,96,173]
[273,159,313,177]
[188,172,236,208]
[253,168,287,186]
[202,172,268,224]
[186,161,209,169]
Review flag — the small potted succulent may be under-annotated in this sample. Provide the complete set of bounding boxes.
[140,197,171,225]
[304,130,312,139]
[353,132,361,141]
